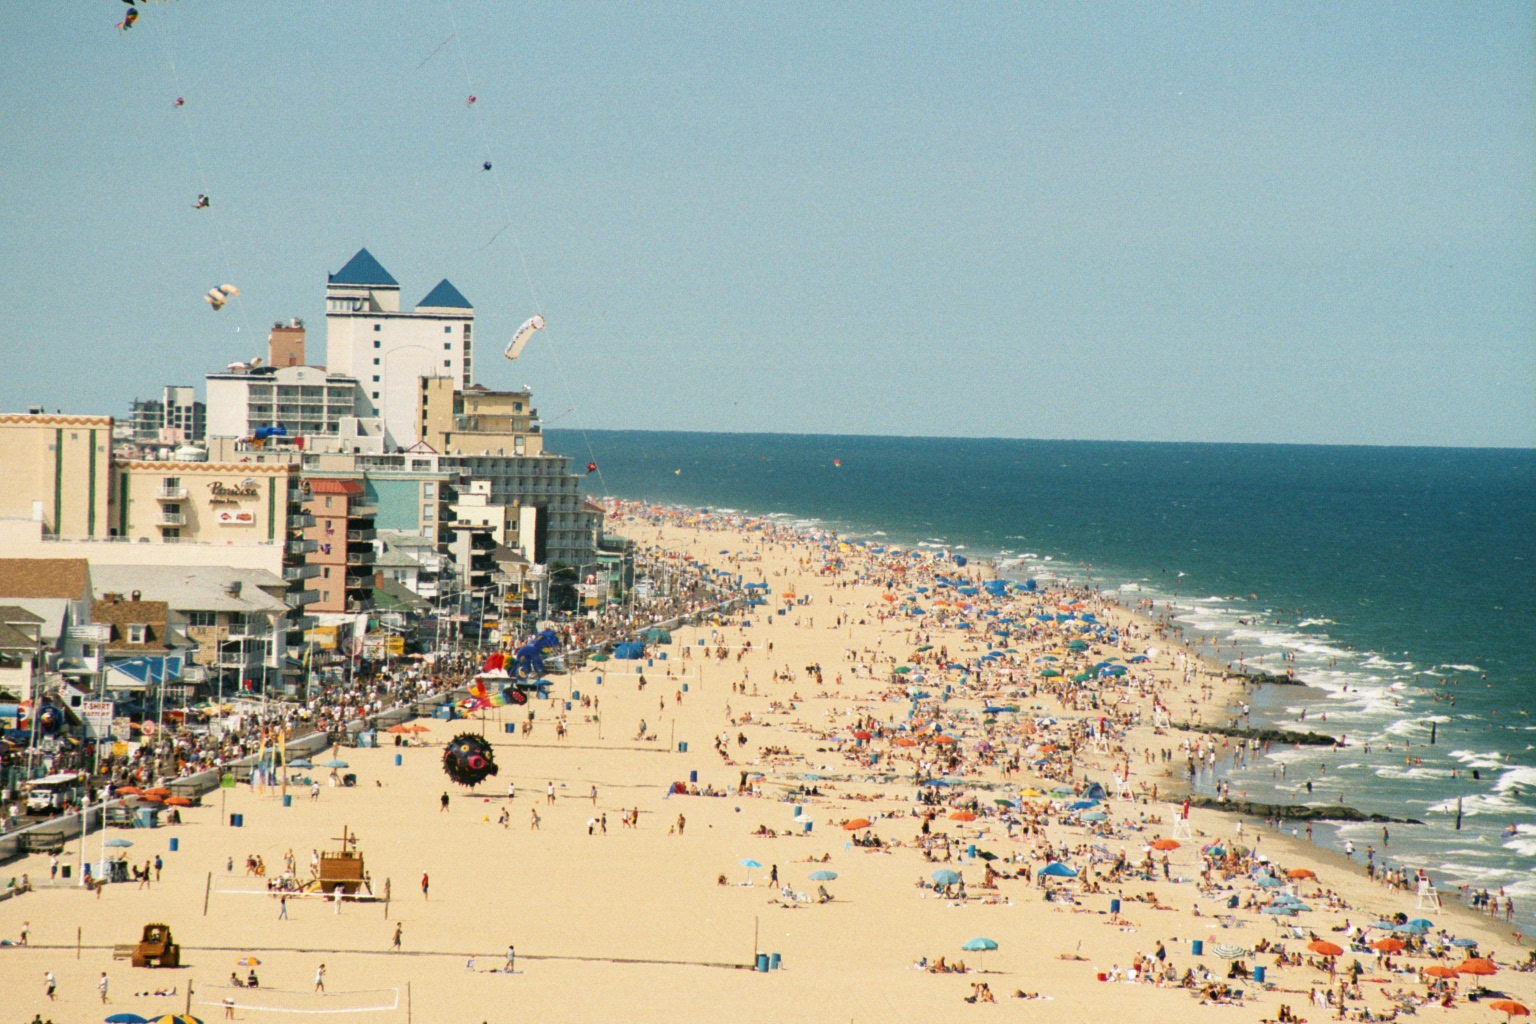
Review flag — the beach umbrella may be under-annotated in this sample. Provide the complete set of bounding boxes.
[1039,862,1078,878]
[1369,921,1396,931]
[892,738,916,747]
[1451,938,1479,948]
[1407,918,1434,928]
[1489,1000,1529,1020]
[1067,800,1098,811]
[1286,868,1316,879]
[105,1015,148,1024]
[932,869,963,886]
[1260,905,1297,916]
[949,811,977,822]
[236,956,261,966]
[165,796,192,807]
[116,786,142,796]
[852,730,873,741]
[1423,965,1458,979]
[1394,923,1429,935]
[1457,958,1498,976]
[589,653,610,662]
[149,1017,205,1024]
[1371,938,1406,953]
[739,859,762,869]
[842,818,872,831]
[963,936,998,968]
[105,838,134,848]
[145,787,172,798]
[893,666,911,674]
[1256,876,1282,888]
[1151,839,1180,851]
[322,760,349,768]
[1212,944,1249,959]
[1083,811,1108,822]
[288,758,313,769]
[138,793,164,803]
[808,870,837,881]
[1308,940,1344,957]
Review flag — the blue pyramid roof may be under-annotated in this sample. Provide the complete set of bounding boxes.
[328,248,398,287]
[417,278,472,309]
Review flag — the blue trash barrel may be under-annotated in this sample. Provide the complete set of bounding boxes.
[802,820,813,833]
[660,652,667,661]
[756,953,769,972]
[1191,939,1204,956]
[283,794,292,807]
[564,701,572,711]
[769,953,781,970]
[572,690,580,700]
[647,658,653,666]
[1110,898,1121,915]
[231,813,243,827]
[396,753,404,765]
[689,771,698,783]
[678,741,688,753]
[168,837,179,852]
[1253,965,1266,983]
[793,805,802,817]
[682,683,688,692]
[505,723,516,733]
[967,844,976,859]
[596,676,603,685]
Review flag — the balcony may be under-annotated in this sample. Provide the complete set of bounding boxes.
[285,615,317,631]
[287,538,319,555]
[157,485,188,500]
[158,512,186,526]
[285,589,319,608]
[347,504,378,518]
[346,528,375,542]
[69,623,112,643]
[283,563,322,581]
[346,597,375,614]
[288,513,316,529]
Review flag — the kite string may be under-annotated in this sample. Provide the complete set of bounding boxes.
[150,14,256,344]
[441,0,610,499]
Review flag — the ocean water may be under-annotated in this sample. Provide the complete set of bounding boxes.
[552,430,1536,894]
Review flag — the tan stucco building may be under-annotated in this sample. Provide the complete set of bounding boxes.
[0,412,113,538]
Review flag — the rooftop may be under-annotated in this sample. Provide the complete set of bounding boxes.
[417,279,472,310]
[328,248,398,288]
[90,565,288,614]
[0,559,90,601]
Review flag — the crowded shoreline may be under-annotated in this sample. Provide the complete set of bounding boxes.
[0,498,1531,1023]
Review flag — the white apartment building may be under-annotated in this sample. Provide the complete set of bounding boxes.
[205,365,362,440]
[323,248,474,449]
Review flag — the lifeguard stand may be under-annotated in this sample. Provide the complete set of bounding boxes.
[1417,878,1441,910]
[1170,805,1193,840]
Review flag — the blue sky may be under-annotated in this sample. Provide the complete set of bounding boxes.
[0,2,1531,446]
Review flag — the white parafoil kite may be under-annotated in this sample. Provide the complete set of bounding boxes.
[205,284,240,311]
[503,314,545,360]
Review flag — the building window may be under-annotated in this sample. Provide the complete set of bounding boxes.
[443,360,451,368]
[325,496,333,508]
[444,325,451,333]
[373,358,380,365]
[423,505,434,520]
[373,392,380,399]
[189,611,216,628]
[423,483,435,498]
[372,375,380,382]
[82,644,97,658]
[323,567,331,579]
[374,324,381,332]
[128,624,147,644]
[444,342,452,350]
[228,613,247,632]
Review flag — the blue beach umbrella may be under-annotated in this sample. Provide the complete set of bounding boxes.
[104,838,134,848]
[1068,800,1098,810]
[808,870,838,881]
[1451,937,1478,948]
[288,758,313,769]
[322,759,349,769]
[1256,876,1282,888]
[1261,905,1298,915]
[932,869,963,886]
[1407,918,1434,928]
[1394,923,1428,935]
[963,937,998,951]
[105,1015,149,1024]
[1083,811,1109,822]
[739,859,762,869]
[1040,862,1079,878]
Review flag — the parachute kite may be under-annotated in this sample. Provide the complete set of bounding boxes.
[503,314,545,361]
[205,284,240,311]
[466,95,477,107]
[174,97,185,108]
[194,194,210,209]
[117,7,138,29]
[483,161,492,171]
[442,732,499,787]
[586,462,597,474]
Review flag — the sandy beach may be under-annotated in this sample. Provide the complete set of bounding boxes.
[2,508,1531,1024]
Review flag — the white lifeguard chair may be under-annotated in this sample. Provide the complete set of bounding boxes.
[1152,705,1171,730]
[1112,773,1134,801]
[1417,878,1442,910]
[1170,805,1193,839]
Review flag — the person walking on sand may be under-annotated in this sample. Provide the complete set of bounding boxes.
[547,781,555,805]
[44,970,56,1001]
[676,813,686,835]
[314,964,326,993]
[440,791,450,812]
[19,920,28,945]
[224,994,236,1019]
[392,923,402,950]
[505,944,516,972]
[590,784,598,806]
[278,894,288,919]
[421,872,429,900]
[99,971,110,1003]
